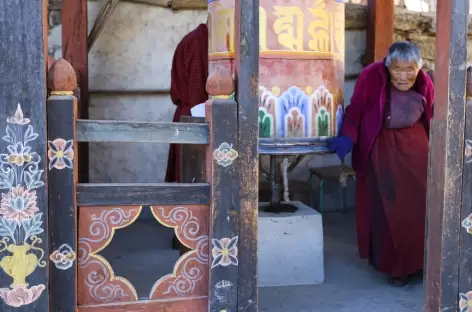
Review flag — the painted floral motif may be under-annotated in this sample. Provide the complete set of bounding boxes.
[259,86,277,138]
[50,244,76,270]
[0,185,39,222]
[0,104,46,307]
[286,109,305,137]
[316,108,330,137]
[259,108,274,138]
[465,140,472,164]
[461,213,472,234]
[277,87,310,138]
[48,138,74,170]
[213,142,238,167]
[460,291,472,312]
[262,85,342,138]
[0,284,45,307]
[310,85,334,137]
[211,236,238,269]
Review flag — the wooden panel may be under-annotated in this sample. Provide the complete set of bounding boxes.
[0,1,49,311]
[366,0,393,63]
[62,0,89,183]
[234,0,260,310]
[206,100,239,311]
[423,0,468,310]
[47,96,78,312]
[62,0,88,116]
[77,205,208,310]
[77,297,207,312]
[76,120,209,144]
[172,0,207,9]
[459,68,472,310]
[76,183,210,206]
[180,117,206,183]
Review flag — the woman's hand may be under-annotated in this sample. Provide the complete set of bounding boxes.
[327,136,353,161]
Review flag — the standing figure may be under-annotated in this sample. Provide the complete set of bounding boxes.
[165,23,209,182]
[328,41,434,286]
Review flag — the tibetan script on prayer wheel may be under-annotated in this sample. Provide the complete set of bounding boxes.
[208,0,345,138]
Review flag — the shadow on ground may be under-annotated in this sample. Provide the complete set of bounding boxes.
[259,212,423,312]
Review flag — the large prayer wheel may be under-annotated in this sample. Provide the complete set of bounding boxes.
[208,0,345,139]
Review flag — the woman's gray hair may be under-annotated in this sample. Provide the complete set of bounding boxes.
[385,41,423,68]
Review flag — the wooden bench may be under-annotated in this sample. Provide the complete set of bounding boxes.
[308,166,356,213]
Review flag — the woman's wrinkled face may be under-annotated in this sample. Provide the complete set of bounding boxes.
[388,60,420,91]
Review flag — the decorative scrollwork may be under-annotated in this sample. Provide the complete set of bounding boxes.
[150,205,209,299]
[78,206,141,305]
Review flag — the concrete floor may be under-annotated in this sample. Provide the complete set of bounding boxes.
[99,208,423,311]
[259,211,423,312]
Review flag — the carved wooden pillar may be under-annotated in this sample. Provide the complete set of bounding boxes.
[205,66,240,312]
[0,0,50,310]
[424,0,469,310]
[47,58,79,312]
[367,0,394,63]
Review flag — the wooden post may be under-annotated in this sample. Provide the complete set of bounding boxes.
[206,68,240,312]
[62,0,89,183]
[458,66,472,312]
[0,0,49,310]
[234,0,259,310]
[366,0,394,63]
[424,0,469,310]
[47,59,78,312]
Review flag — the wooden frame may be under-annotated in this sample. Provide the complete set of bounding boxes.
[0,1,50,311]
[22,0,472,310]
[424,0,470,311]
[234,1,260,310]
[366,0,394,64]
[47,74,79,312]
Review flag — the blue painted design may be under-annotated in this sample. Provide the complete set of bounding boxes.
[335,105,343,136]
[276,87,309,137]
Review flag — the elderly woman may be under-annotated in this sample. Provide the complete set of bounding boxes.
[328,41,434,286]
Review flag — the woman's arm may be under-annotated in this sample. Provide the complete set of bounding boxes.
[339,70,369,144]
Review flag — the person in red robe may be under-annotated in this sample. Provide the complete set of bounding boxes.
[328,41,434,286]
[165,23,209,182]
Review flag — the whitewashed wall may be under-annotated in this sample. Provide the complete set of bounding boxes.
[49,1,207,183]
[48,1,366,183]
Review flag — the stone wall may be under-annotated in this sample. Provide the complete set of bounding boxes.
[345,3,472,71]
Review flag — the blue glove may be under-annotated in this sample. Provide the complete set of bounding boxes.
[327,136,353,160]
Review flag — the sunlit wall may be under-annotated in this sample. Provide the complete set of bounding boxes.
[346,0,472,14]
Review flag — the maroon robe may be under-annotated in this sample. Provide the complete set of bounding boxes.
[165,24,209,182]
[340,62,434,277]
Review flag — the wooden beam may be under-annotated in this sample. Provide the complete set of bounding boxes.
[206,99,240,312]
[87,0,120,52]
[234,0,260,311]
[62,0,89,183]
[423,0,469,310]
[366,0,394,63]
[47,94,78,312]
[459,66,472,312]
[0,0,49,310]
[76,183,210,206]
[76,120,209,143]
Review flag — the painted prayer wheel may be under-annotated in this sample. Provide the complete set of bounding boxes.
[208,0,345,139]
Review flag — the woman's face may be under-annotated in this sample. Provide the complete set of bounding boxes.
[388,60,420,91]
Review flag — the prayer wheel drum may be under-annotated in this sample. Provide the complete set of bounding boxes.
[208,0,345,139]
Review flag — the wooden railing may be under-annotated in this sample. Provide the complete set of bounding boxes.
[46,59,240,312]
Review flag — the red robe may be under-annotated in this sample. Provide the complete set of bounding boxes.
[340,62,434,277]
[165,24,209,182]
